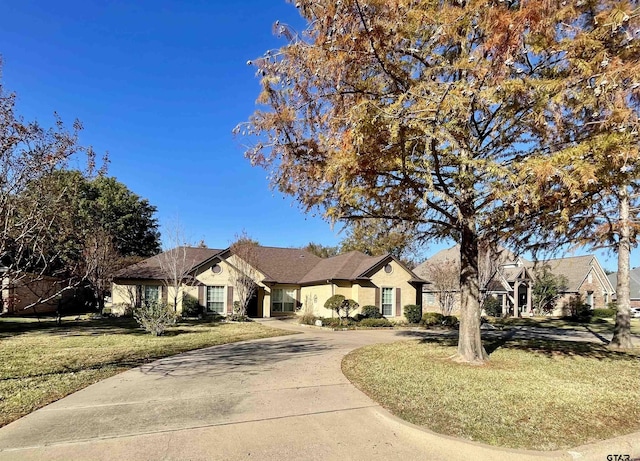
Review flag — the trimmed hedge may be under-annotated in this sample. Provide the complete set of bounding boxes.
[404,304,422,324]
[359,318,392,328]
[592,308,616,318]
[420,312,458,328]
[360,305,383,319]
[420,312,444,327]
[442,315,459,327]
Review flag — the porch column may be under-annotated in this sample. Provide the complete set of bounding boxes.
[501,294,507,317]
[526,283,533,315]
[513,280,520,317]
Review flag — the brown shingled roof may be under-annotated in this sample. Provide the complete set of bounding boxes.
[414,245,521,280]
[298,251,388,284]
[247,246,322,284]
[528,255,598,292]
[115,247,223,280]
[116,245,423,286]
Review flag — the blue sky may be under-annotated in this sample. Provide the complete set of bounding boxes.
[0,0,634,271]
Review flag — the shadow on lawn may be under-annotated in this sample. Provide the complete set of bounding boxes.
[0,316,225,339]
[404,330,639,361]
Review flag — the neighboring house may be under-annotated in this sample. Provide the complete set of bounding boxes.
[415,246,615,317]
[608,267,640,308]
[112,246,425,319]
[1,270,72,316]
[414,245,521,314]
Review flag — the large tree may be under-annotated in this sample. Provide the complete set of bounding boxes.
[506,3,639,348]
[19,170,161,311]
[0,62,102,311]
[240,0,621,363]
[340,219,420,267]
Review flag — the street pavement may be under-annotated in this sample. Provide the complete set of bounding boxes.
[0,319,637,461]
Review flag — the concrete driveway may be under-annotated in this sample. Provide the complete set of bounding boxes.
[0,320,637,461]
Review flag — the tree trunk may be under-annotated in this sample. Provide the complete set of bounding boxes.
[454,211,489,364]
[610,187,633,349]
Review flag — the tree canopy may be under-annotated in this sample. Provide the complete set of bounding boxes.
[239,0,639,362]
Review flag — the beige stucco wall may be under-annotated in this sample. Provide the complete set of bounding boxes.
[300,284,336,317]
[369,260,418,318]
[111,255,271,316]
[296,260,420,319]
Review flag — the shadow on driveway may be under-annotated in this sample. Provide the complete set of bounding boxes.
[139,336,334,377]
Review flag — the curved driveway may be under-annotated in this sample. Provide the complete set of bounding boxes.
[0,320,637,461]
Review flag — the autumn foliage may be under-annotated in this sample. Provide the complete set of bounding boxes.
[239,0,639,362]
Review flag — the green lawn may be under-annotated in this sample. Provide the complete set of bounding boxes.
[490,316,640,335]
[343,337,640,451]
[0,316,292,427]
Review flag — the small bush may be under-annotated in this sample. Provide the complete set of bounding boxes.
[420,312,444,327]
[360,305,382,319]
[359,318,392,328]
[133,301,178,336]
[482,296,502,317]
[181,294,201,317]
[299,313,318,325]
[442,315,459,328]
[592,308,616,319]
[403,304,422,324]
[321,317,355,328]
[227,313,252,322]
[564,296,592,323]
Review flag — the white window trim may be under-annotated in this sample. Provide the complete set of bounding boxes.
[206,285,226,314]
[272,287,296,313]
[382,287,395,317]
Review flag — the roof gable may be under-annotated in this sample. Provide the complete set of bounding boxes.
[115,247,224,280]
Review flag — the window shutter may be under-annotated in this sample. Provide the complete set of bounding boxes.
[135,285,142,308]
[395,288,401,317]
[375,287,380,307]
[198,285,205,308]
[296,288,301,310]
[162,286,168,305]
[227,286,234,314]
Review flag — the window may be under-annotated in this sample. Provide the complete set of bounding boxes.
[586,291,594,308]
[384,263,393,274]
[207,286,225,314]
[144,285,159,304]
[272,288,296,312]
[604,292,609,304]
[211,264,222,274]
[382,287,394,316]
[587,272,593,283]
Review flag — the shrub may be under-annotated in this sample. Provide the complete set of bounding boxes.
[564,295,592,323]
[420,312,444,327]
[403,304,422,324]
[181,294,201,317]
[442,315,459,328]
[592,308,616,319]
[482,296,502,317]
[299,313,318,325]
[360,305,382,319]
[359,318,392,328]
[133,301,178,336]
[227,313,252,322]
[321,317,355,328]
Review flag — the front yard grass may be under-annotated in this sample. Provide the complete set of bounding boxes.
[0,316,292,427]
[342,337,640,451]
[490,316,640,336]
